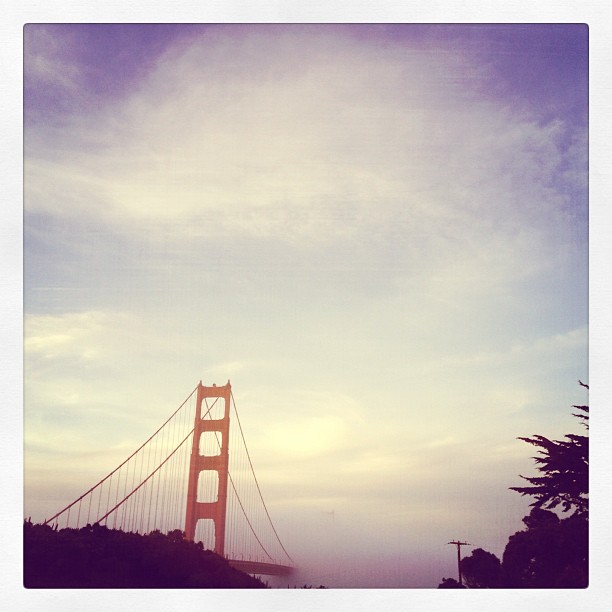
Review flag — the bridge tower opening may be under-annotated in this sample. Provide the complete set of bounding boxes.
[184,381,231,556]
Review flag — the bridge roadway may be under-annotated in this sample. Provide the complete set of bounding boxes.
[228,559,294,576]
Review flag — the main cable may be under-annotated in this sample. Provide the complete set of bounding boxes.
[230,391,294,564]
[43,385,199,526]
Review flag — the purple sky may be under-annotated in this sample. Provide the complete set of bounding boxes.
[24,24,588,125]
[23,22,588,592]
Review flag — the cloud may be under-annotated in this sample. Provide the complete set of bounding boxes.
[419,326,587,375]
[24,25,82,96]
[25,26,584,264]
[25,310,126,362]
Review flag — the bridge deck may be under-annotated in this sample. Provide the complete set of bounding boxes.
[228,559,294,576]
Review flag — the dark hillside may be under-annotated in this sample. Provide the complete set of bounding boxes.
[24,521,266,588]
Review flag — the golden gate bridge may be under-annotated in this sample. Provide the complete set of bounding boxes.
[40,381,294,577]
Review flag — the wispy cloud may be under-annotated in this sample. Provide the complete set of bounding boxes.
[24,25,82,97]
[25,27,584,255]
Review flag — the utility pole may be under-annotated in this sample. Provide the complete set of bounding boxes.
[447,540,471,586]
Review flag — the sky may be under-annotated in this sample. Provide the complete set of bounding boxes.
[22,23,590,589]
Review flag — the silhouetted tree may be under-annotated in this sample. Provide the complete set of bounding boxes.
[460,548,503,588]
[504,383,589,587]
[510,382,588,516]
[437,382,589,589]
[502,508,588,588]
[437,577,465,588]
[23,521,266,588]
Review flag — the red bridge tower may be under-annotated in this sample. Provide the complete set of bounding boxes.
[184,381,231,555]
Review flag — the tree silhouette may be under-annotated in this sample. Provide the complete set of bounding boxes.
[437,577,465,588]
[510,382,588,516]
[460,548,503,588]
[504,383,588,587]
[23,521,266,588]
[438,382,589,588]
[502,508,588,588]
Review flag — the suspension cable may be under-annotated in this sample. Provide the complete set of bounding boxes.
[227,472,275,561]
[44,385,198,526]
[96,427,195,525]
[230,391,294,564]
[94,395,223,526]
[204,397,275,562]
